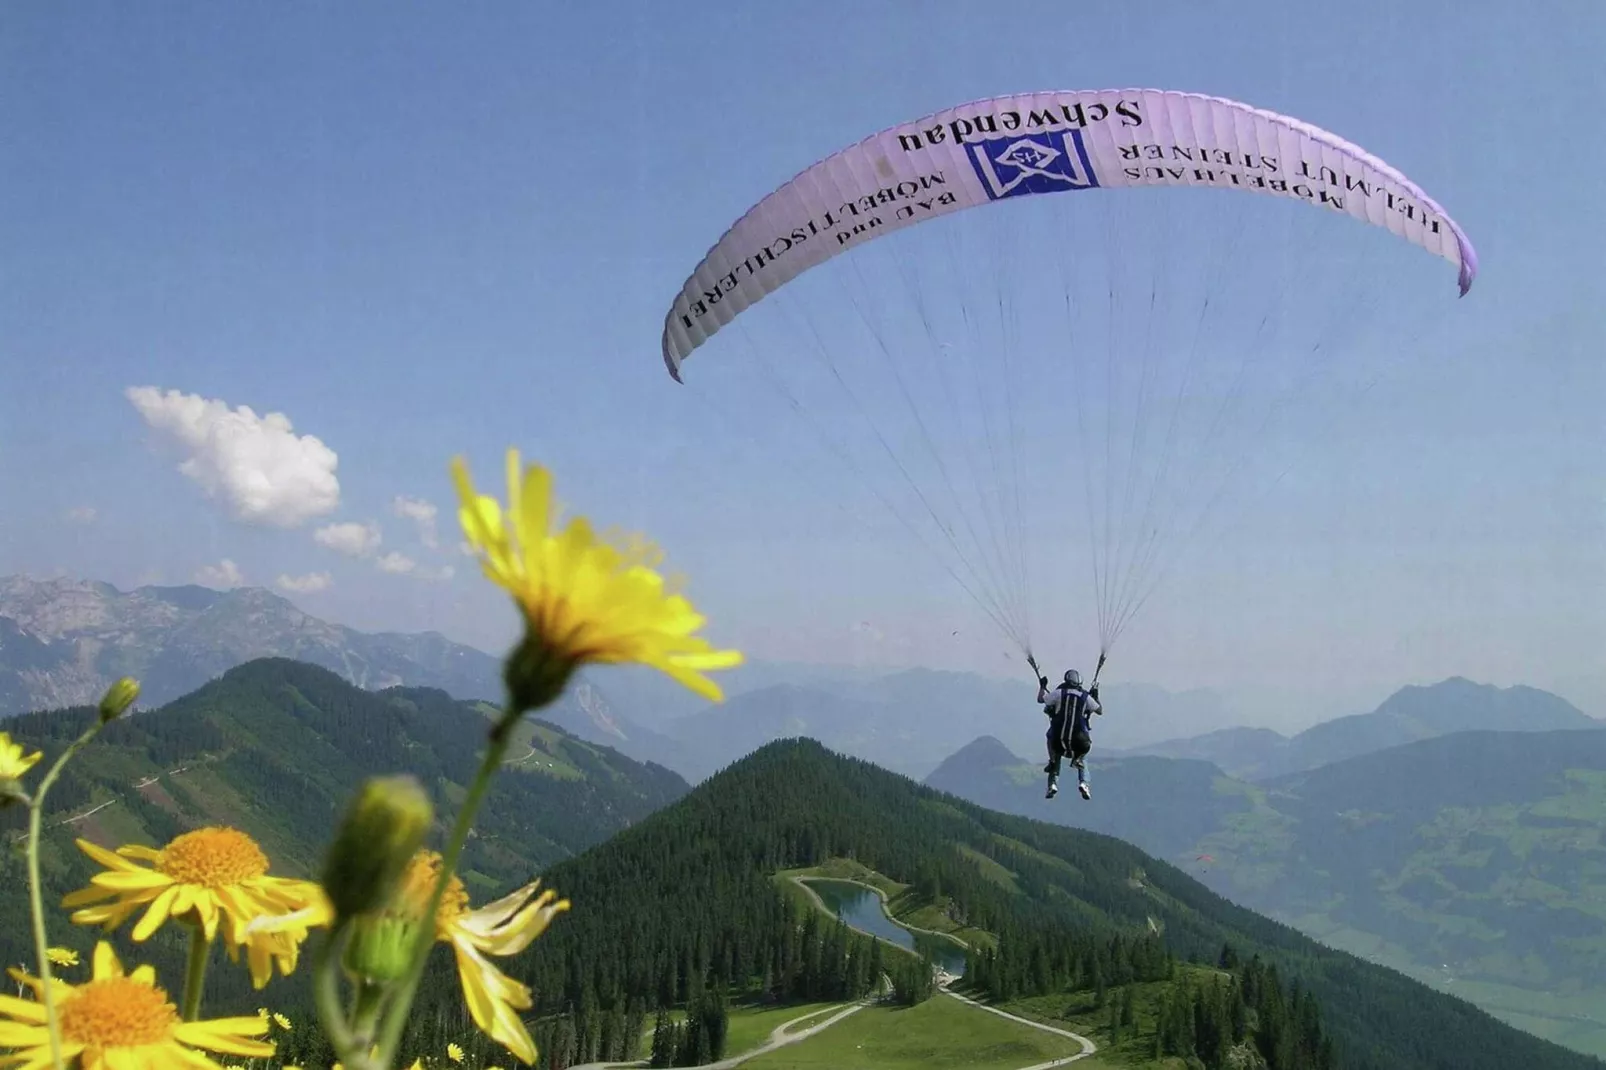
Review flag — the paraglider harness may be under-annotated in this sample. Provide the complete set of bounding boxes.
[1029,652,1102,766]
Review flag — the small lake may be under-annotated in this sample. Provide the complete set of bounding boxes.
[801,878,968,976]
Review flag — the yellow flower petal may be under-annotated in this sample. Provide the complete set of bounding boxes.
[130,884,181,942]
[0,732,43,780]
[77,839,144,873]
[451,941,536,1064]
[118,845,164,862]
[173,1020,274,1057]
[0,994,48,1023]
[61,884,120,909]
[93,940,123,979]
[91,870,174,892]
[0,1022,51,1047]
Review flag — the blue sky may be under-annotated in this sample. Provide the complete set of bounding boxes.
[2,2,1602,726]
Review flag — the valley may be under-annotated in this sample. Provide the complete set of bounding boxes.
[5,596,1604,1068]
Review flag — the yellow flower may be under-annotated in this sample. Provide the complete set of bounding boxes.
[0,732,42,780]
[61,828,324,985]
[252,849,568,1064]
[46,947,79,968]
[451,449,742,707]
[0,940,273,1068]
[448,1041,465,1062]
[272,1012,291,1031]
[402,851,568,1065]
[0,732,43,807]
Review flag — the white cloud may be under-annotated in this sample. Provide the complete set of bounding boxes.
[194,559,245,588]
[314,521,382,558]
[64,506,97,525]
[126,386,340,528]
[375,551,417,574]
[275,571,332,593]
[392,496,439,548]
[374,553,454,582]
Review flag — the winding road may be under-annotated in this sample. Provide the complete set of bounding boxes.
[568,874,1097,1069]
[567,993,1094,1070]
[940,989,1098,1068]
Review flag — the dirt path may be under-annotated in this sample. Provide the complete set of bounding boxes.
[567,991,1096,1070]
[705,1000,871,1068]
[4,753,220,846]
[566,1001,869,1070]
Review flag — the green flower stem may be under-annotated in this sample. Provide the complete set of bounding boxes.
[180,920,211,1021]
[26,717,110,1070]
[373,710,518,1067]
[351,979,388,1049]
[314,919,368,1069]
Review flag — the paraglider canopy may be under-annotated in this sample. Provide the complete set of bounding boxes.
[657,88,1476,668]
[662,89,1476,379]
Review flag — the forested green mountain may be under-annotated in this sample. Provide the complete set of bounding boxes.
[513,737,1601,1070]
[0,656,687,1045]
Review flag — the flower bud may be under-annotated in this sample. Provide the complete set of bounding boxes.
[341,912,419,983]
[502,624,578,718]
[321,775,434,920]
[98,677,141,722]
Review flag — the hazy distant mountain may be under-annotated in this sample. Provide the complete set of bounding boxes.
[927,714,1606,1059]
[1112,725,1291,779]
[1284,676,1598,766]
[1087,679,1242,748]
[924,735,1256,863]
[664,682,923,780]
[0,575,504,713]
[533,678,701,777]
[651,668,1245,782]
[1123,677,1600,780]
[599,659,899,729]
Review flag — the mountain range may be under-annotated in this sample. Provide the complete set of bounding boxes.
[0,575,507,713]
[545,664,1258,783]
[1117,676,1600,780]
[926,692,1606,1058]
[0,573,1253,781]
